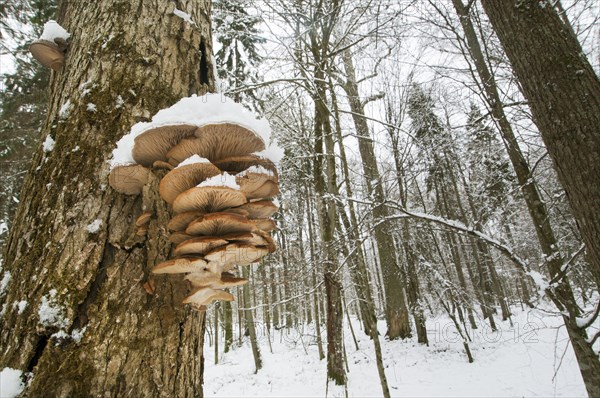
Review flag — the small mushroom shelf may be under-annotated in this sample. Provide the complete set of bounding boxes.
[109,98,280,310]
[29,21,70,71]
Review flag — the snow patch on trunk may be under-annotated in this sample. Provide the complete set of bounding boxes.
[0,272,11,296]
[43,135,55,153]
[59,100,72,119]
[38,289,68,328]
[173,8,194,25]
[85,219,102,234]
[0,368,25,398]
[14,300,27,315]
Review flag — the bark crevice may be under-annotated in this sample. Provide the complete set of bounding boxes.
[72,242,113,330]
[199,38,209,85]
[26,334,49,373]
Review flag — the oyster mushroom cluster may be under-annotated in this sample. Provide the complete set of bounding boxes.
[109,96,280,309]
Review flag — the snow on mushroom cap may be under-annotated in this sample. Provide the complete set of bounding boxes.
[176,154,211,168]
[253,145,284,163]
[198,172,240,190]
[238,165,275,177]
[40,20,70,42]
[110,94,272,169]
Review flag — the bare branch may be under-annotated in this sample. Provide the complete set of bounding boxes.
[360,92,385,107]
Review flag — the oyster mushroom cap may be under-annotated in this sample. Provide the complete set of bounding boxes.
[168,210,206,232]
[151,257,210,274]
[29,39,65,71]
[233,200,279,219]
[172,186,246,214]
[173,236,229,257]
[131,124,197,166]
[213,155,278,178]
[159,162,221,204]
[184,272,248,289]
[183,287,235,306]
[108,164,149,195]
[186,212,254,236]
[204,243,269,267]
[166,123,265,165]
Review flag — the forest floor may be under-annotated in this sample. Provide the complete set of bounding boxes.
[203,305,590,397]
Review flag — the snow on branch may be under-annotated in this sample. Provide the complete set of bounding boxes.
[380,200,530,272]
[576,299,600,330]
[348,196,557,298]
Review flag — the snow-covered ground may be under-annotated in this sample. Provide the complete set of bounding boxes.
[204,307,588,397]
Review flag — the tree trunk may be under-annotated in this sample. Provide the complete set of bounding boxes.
[258,264,271,333]
[312,95,346,387]
[0,0,215,396]
[306,191,325,361]
[330,85,391,397]
[451,0,569,288]
[388,113,429,343]
[223,300,233,353]
[214,304,219,365]
[279,229,293,328]
[341,49,411,340]
[480,0,600,288]
[456,3,600,395]
[241,267,262,373]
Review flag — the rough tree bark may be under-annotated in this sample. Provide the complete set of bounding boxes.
[480,0,600,287]
[0,0,215,396]
[457,2,600,395]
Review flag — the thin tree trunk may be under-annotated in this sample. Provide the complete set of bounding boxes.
[224,300,233,353]
[280,231,293,328]
[388,113,429,344]
[237,289,244,347]
[312,268,325,361]
[305,184,325,361]
[214,304,219,365]
[270,263,280,329]
[0,1,215,396]
[259,264,271,332]
[329,83,391,397]
[241,267,262,372]
[400,225,429,344]
[312,95,346,386]
[341,49,411,339]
